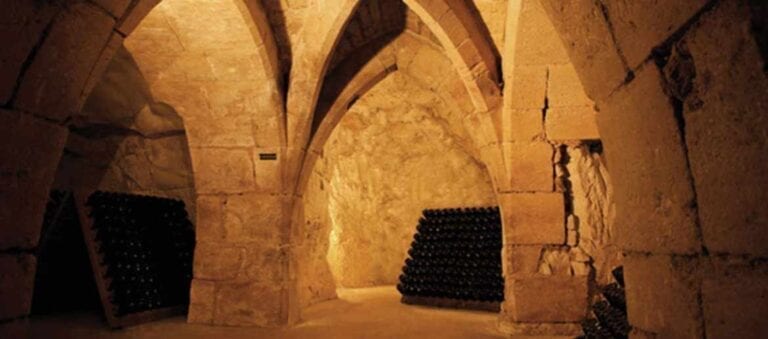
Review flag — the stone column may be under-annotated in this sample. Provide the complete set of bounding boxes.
[0,110,68,336]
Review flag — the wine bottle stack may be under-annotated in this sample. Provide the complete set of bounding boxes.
[397,207,504,311]
[580,266,631,339]
[86,191,195,317]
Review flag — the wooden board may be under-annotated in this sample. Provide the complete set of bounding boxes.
[74,191,186,328]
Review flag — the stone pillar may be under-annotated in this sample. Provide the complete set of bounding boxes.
[0,110,68,336]
[498,0,593,335]
[187,146,291,327]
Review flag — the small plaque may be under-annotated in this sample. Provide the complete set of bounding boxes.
[259,153,278,160]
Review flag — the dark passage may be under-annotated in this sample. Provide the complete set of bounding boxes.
[32,191,101,316]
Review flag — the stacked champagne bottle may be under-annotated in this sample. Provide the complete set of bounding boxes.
[87,191,195,317]
[397,207,504,307]
[580,266,630,338]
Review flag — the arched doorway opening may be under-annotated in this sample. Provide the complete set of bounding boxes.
[289,1,507,332]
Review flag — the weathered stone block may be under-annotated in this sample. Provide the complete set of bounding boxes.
[504,245,543,277]
[683,1,768,257]
[603,0,708,67]
[190,147,255,194]
[195,195,226,241]
[148,81,212,118]
[545,106,599,141]
[185,115,255,147]
[193,242,244,281]
[0,255,36,319]
[506,65,547,110]
[0,110,68,249]
[505,109,543,142]
[506,275,588,323]
[547,64,592,107]
[599,66,700,254]
[253,148,284,194]
[223,193,289,244]
[79,33,124,112]
[624,254,703,339]
[252,95,284,148]
[187,279,216,324]
[513,0,570,66]
[701,259,768,339]
[503,141,554,192]
[214,282,286,327]
[15,3,115,121]
[0,2,58,104]
[402,43,453,89]
[538,0,627,101]
[500,193,565,245]
[244,246,286,284]
[205,50,264,81]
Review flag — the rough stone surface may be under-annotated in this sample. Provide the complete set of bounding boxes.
[603,0,707,68]
[500,193,565,245]
[0,2,58,104]
[624,254,703,339]
[0,110,68,250]
[507,65,547,109]
[682,1,768,256]
[194,195,226,241]
[214,282,285,327]
[504,245,543,277]
[564,145,619,284]
[0,0,764,333]
[0,254,36,320]
[547,64,592,107]
[701,258,768,339]
[252,148,284,194]
[193,243,244,281]
[512,0,570,66]
[55,46,196,218]
[538,0,628,101]
[187,279,216,324]
[296,170,337,309]
[504,141,554,192]
[505,109,543,142]
[598,66,700,254]
[15,3,115,121]
[190,148,255,194]
[545,106,599,141]
[506,275,588,323]
[222,193,289,244]
[302,73,496,288]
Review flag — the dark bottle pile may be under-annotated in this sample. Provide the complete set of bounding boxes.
[87,191,195,317]
[581,266,630,339]
[397,207,504,304]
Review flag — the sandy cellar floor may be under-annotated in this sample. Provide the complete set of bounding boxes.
[29,286,572,339]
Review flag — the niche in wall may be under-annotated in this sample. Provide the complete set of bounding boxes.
[299,72,497,307]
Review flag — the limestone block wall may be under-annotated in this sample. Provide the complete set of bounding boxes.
[0,0,766,336]
[53,46,196,218]
[123,0,289,327]
[301,73,495,294]
[497,0,610,335]
[0,1,150,333]
[540,0,768,337]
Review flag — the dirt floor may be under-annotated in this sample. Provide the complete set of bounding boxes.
[29,286,573,339]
